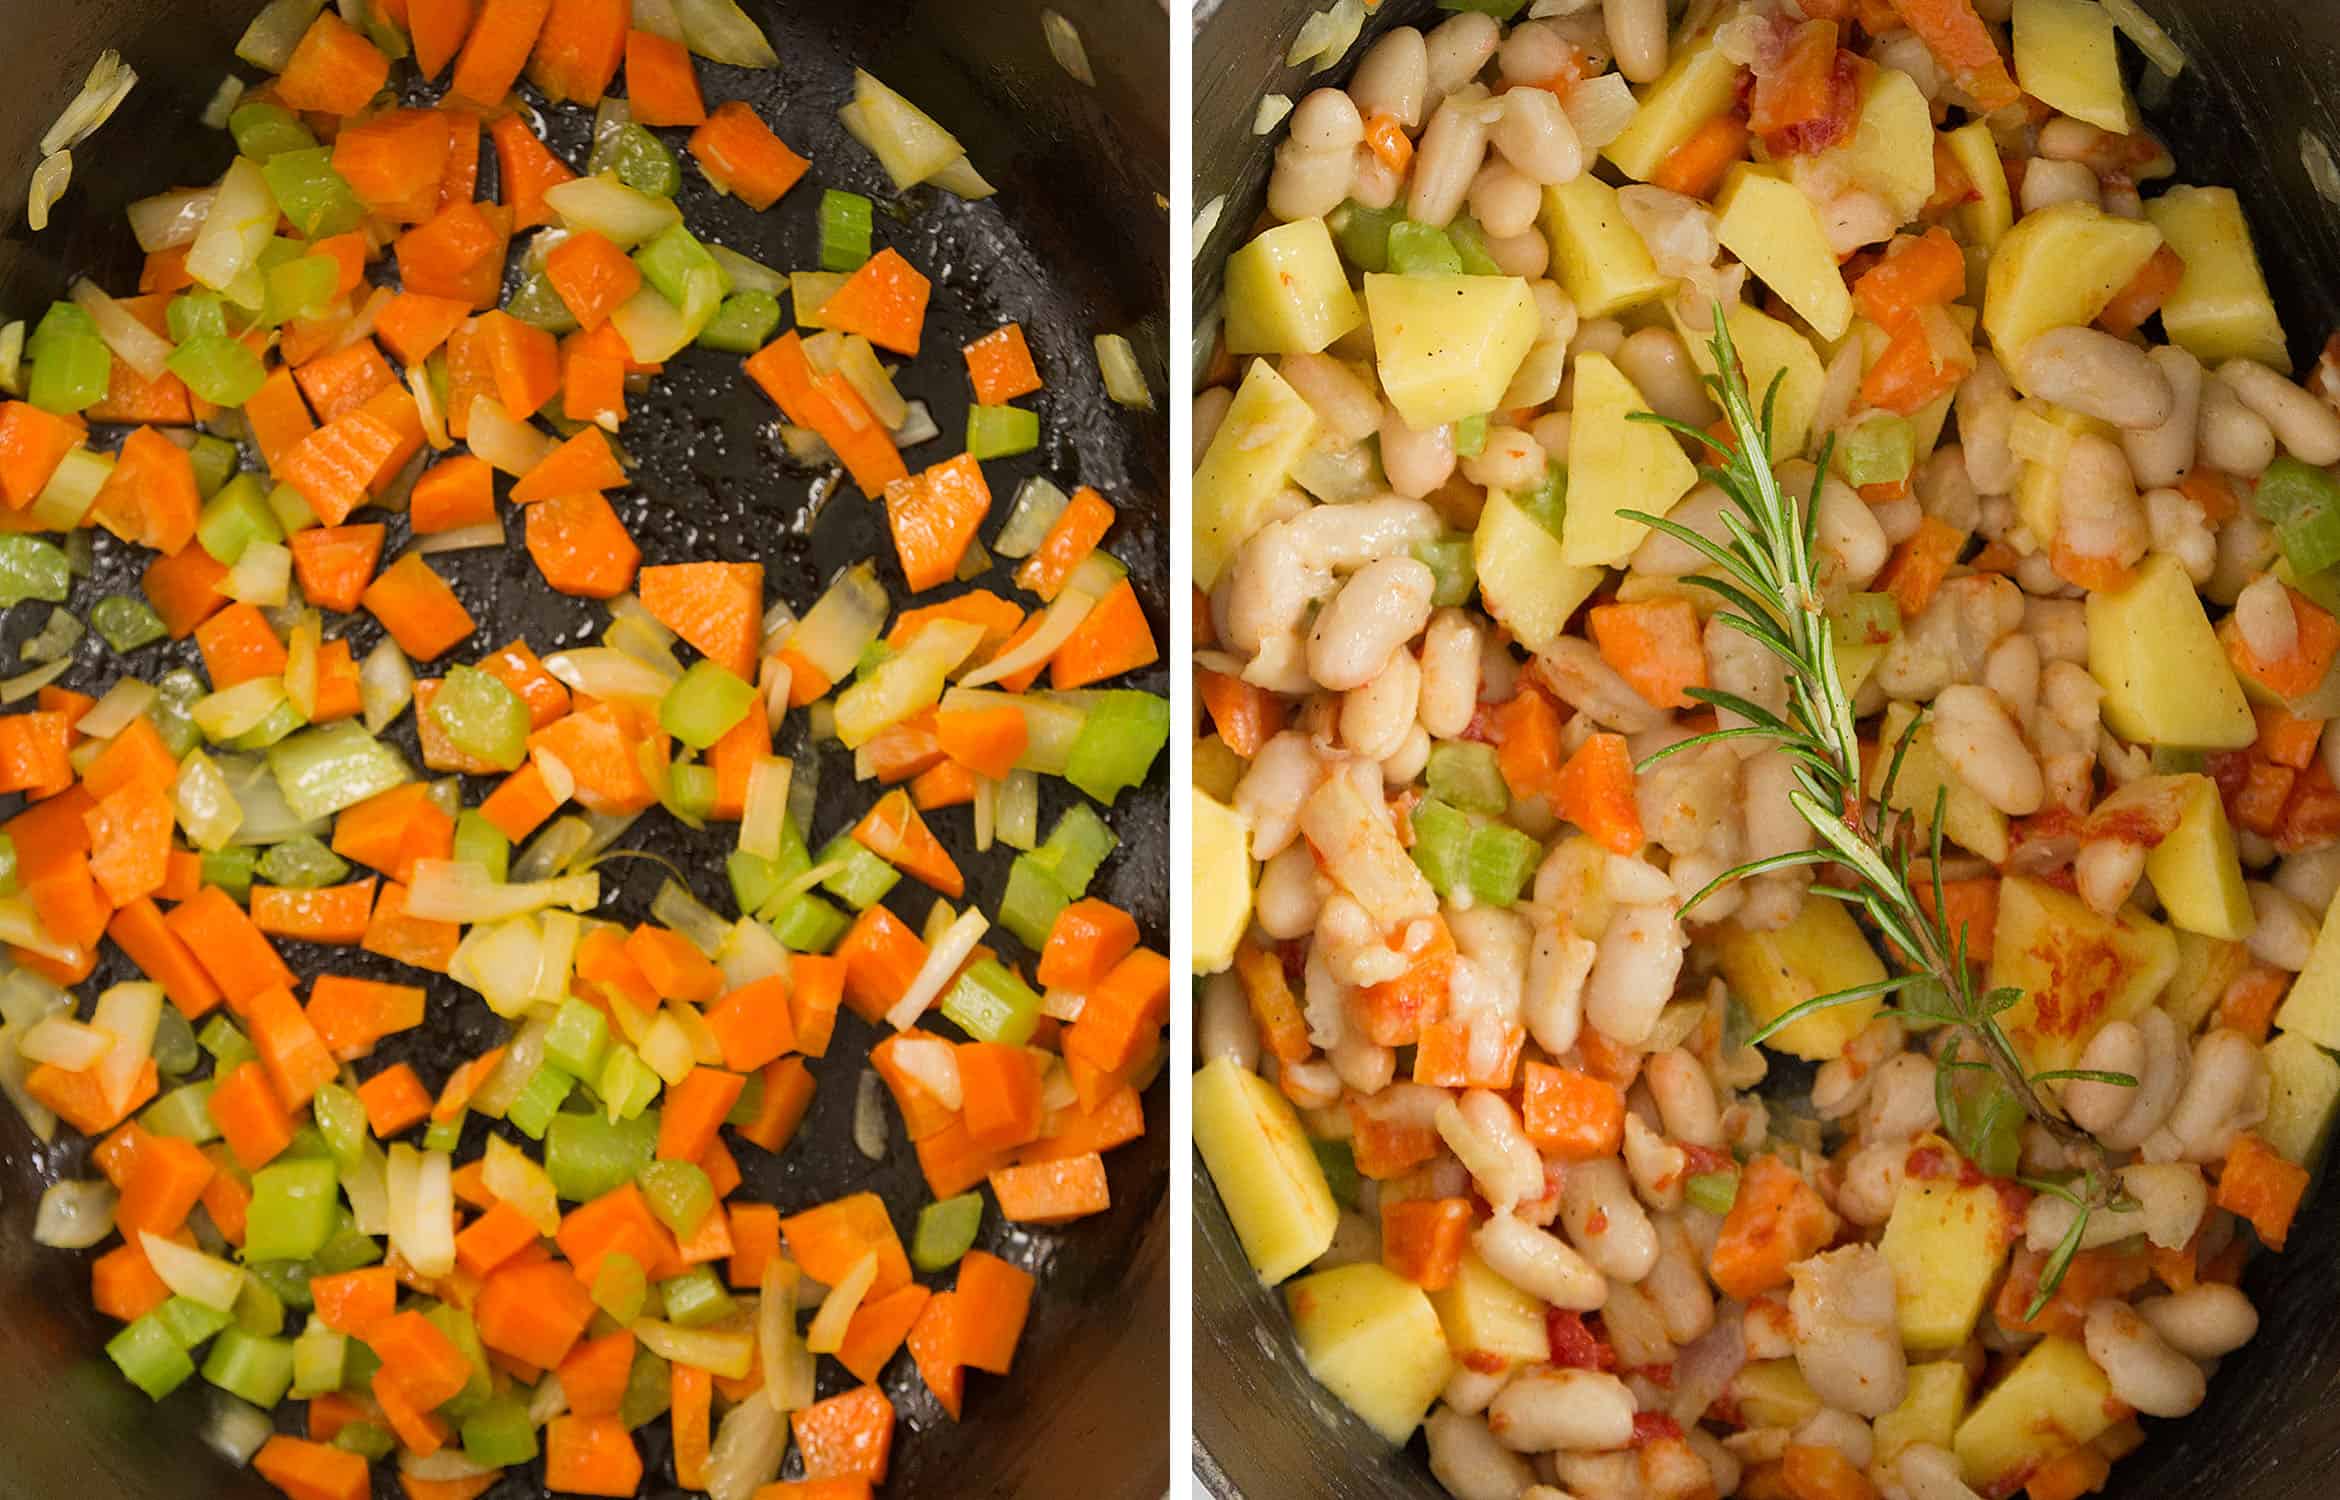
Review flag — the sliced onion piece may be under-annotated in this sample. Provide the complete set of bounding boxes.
[28,153,70,234]
[141,1230,246,1311]
[186,156,278,293]
[76,677,157,741]
[883,910,989,1032]
[360,636,414,733]
[406,860,598,922]
[843,69,965,190]
[1096,332,1154,410]
[90,982,162,1119]
[466,396,555,476]
[128,188,218,254]
[386,1143,456,1278]
[70,279,174,383]
[544,174,685,247]
[34,1179,116,1249]
[804,1251,878,1355]
[708,1376,789,1500]
[993,476,1070,559]
[18,1015,110,1070]
[201,1393,274,1468]
[853,1067,887,1159]
[543,646,674,705]
[636,1318,755,1377]
[788,562,889,687]
[674,0,780,67]
[758,1257,815,1412]
[412,518,506,554]
[482,1134,561,1236]
[42,50,137,155]
[1562,71,1639,151]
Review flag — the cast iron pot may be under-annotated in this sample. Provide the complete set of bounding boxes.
[1193,1,2340,1494]
[0,1,1170,1496]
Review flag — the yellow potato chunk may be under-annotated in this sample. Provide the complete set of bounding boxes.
[1982,202,2163,359]
[1716,899,1888,1063]
[2273,894,2340,1050]
[1869,701,2012,867]
[1603,28,1742,182]
[1190,789,1253,975]
[1715,166,1854,342]
[1474,490,1602,653]
[2262,1029,2340,1168]
[2145,185,2291,370]
[1954,1337,2117,1492]
[1222,217,1363,355]
[1193,1057,1338,1285]
[2012,0,2133,132]
[1559,352,1699,567]
[2142,773,2255,941]
[1876,1361,1974,1465]
[1541,175,1670,320]
[2085,553,2256,750]
[1988,876,2178,1077]
[1191,359,1318,592]
[1427,1250,1552,1368]
[1286,1262,1457,1444]
[1879,1162,2020,1351]
[1363,272,1539,429]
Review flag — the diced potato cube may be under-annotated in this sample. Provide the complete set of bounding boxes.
[1286,1261,1457,1444]
[1560,352,1699,566]
[1194,734,1245,804]
[1732,1360,1824,1430]
[1809,67,1935,223]
[1869,701,2012,866]
[1191,790,1253,975]
[1427,1250,1551,1368]
[1875,1360,1974,1465]
[1983,202,2164,360]
[2274,893,2340,1050]
[1988,876,2178,1077]
[2012,0,2133,132]
[1194,1057,1338,1284]
[2166,930,2249,1033]
[1603,28,1742,182]
[1944,121,2014,248]
[1953,1336,2117,1492]
[1192,359,1318,591]
[1715,166,1854,341]
[2143,774,2255,941]
[1879,1165,2020,1350]
[1541,176,1671,320]
[2085,554,2256,750]
[1474,490,1602,653]
[1363,272,1539,430]
[2145,185,2290,370]
[1716,899,1887,1063]
[1672,301,1824,461]
[2262,1030,2340,1167]
[1223,218,1363,355]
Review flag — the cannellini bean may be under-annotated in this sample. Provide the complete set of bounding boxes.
[1931,684,2045,816]
[1418,610,1483,739]
[2072,1007,2189,1152]
[1330,1029,1395,1094]
[1233,732,1325,860]
[1606,0,1668,81]
[1444,1090,1544,1213]
[1536,637,1665,732]
[1983,634,2042,722]
[1646,1217,1716,1344]
[1856,1052,1940,1144]
[1615,327,1717,430]
[1382,722,1433,785]
[1468,159,1544,240]
[1647,1050,1723,1148]
[2014,327,2172,430]
[1623,1111,1688,1212]
[1350,27,1429,128]
[1221,496,1442,652]
[1309,558,1436,692]
[2019,157,2100,213]
[2237,572,2301,662]
[2209,508,2280,606]
[2246,881,2317,971]
[2221,358,2340,465]
[2085,1299,2206,1417]
[1485,227,1550,279]
[2277,843,2340,912]
[1349,147,1402,210]
[1897,1444,1985,1500]
[1253,842,1326,940]
[1602,1280,1674,1368]
[2145,485,2217,585]
[1492,84,1583,186]
[1197,971,1260,1072]
[1462,424,1546,493]
[1583,901,1685,1048]
[1266,138,1354,222]
[1443,1363,1512,1417]
[1425,12,1501,97]
[1686,1430,1744,1499]
[1381,403,1458,499]
[1630,484,1732,576]
[2142,1028,2266,1164]
[1788,1247,1906,1421]
[2056,434,2148,566]
[1428,1406,1539,1499]
[2024,1162,2204,1254]
[1290,87,1365,151]
[1554,1452,1640,1500]
[1524,922,1595,1057]
[1340,649,1419,761]
[1957,354,2021,495]
[2124,345,2202,487]
[1487,1368,1637,1452]
[2138,1284,2258,1360]
[1476,1211,1607,1310]
[1498,19,1575,87]
[2200,373,2279,477]
[1795,1409,1874,1471]
[1279,352,1381,445]
[1408,93,1492,227]
[1835,1140,1908,1227]
[1194,385,1235,464]
[1561,1157,1659,1281]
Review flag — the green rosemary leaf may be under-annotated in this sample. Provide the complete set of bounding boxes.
[1743,974,1928,1047]
[2028,1200,2094,1322]
[2030,1069,2142,1087]
[1677,848,1839,916]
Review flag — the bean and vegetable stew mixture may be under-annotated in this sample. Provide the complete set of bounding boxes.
[1192,0,2340,1497]
[0,2,1167,1498]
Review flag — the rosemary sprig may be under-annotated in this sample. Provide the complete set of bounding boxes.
[1618,309,2135,1316]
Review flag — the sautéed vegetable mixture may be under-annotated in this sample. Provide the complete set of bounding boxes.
[0,3,1168,1499]
[1192,1,2339,1498]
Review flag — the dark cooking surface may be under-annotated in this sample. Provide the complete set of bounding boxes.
[0,0,1170,1496]
[1190,0,2340,1496]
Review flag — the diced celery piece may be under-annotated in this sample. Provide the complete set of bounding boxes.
[659,1265,735,1328]
[188,434,240,498]
[333,1422,395,1460]
[591,1252,648,1323]
[1446,216,1504,276]
[27,333,110,415]
[244,1157,339,1262]
[507,272,580,334]
[290,1324,347,1399]
[598,1045,663,1122]
[199,1013,257,1072]
[1426,741,1508,815]
[939,956,1042,1045]
[202,846,258,904]
[665,762,717,823]
[632,223,722,310]
[453,810,511,881]
[229,102,316,158]
[0,536,71,608]
[818,189,874,271]
[637,1159,715,1239]
[169,292,231,344]
[911,1193,982,1271]
[168,334,268,407]
[1468,822,1540,906]
[660,660,757,750]
[1408,797,1472,898]
[309,1082,367,1170]
[158,1294,235,1352]
[265,719,413,823]
[1064,691,1169,805]
[1334,200,1404,273]
[505,1063,577,1140]
[545,1109,658,1202]
[91,595,168,653]
[1412,537,1477,608]
[151,1006,201,1077]
[462,1395,540,1468]
[998,854,1070,951]
[545,996,612,1080]
[967,404,1040,460]
[612,124,680,197]
[816,831,901,910]
[256,835,349,889]
[110,1316,197,1400]
[431,665,530,772]
[200,1326,297,1408]
[620,1348,671,1430]
[1453,412,1488,459]
[143,1080,220,1142]
[696,291,782,354]
[768,892,851,952]
[1036,802,1120,894]
[1387,220,1464,276]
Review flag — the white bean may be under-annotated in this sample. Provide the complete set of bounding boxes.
[1897,1444,1985,1500]
[1349,147,1402,210]
[2055,433,2147,567]
[1623,1110,1687,1213]
[1614,327,1717,429]
[1381,403,1458,498]
[1795,1408,1875,1471]
[2066,1020,2147,1138]
[1856,1052,1941,1144]
[1341,649,1420,762]
[1428,1406,1539,1499]
[1560,1157,1659,1282]
[1462,424,1547,494]
[2246,880,2317,971]
[1442,1363,1512,1417]
[2013,327,2172,430]
[1646,1049,1723,1148]
[1498,20,1575,88]
[1606,0,1668,82]
[1583,900,1685,1047]
[1813,472,1890,592]
[1408,93,1491,227]
[1645,1216,1716,1344]
[1279,351,1381,445]
[2019,157,2102,214]
[1468,159,1544,240]
[1417,610,1483,739]
[2143,1028,2266,1164]
[2084,1298,2205,1417]
[2200,373,2279,477]
[2221,358,2340,465]
[1425,12,1501,97]
[1957,353,2020,495]
[1930,684,2045,816]
[1453,1089,1545,1212]
[1487,1368,1637,1452]
[1484,227,1550,279]
[1266,140,1354,222]
[1253,842,1325,941]
[1290,87,1365,152]
[1309,557,1436,692]
[2123,345,2202,488]
[1194,385,1234,465]
[1492,85,1583,187]
[1788,1244,1907,1418]
[1197,970,1259,1072]
[1233,732,1325,860]
[1382,722,1432,785]
[2137,1283,2258,1360]
[1476,1211,1608,1311]
[1350,27,1429,129]
[1523,922,1595,1057]
[2278,843,2340,912]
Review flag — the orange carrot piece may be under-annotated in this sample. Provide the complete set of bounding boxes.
[837,905,928,1023]
[363,880,463,972]
[450,0,553,106]
[476,1258,596,1368]
[906,1291,964,1418]
[837,1282,930,1385]
[207,1060,295,1171]
[624,28,706,126]
[306,973,427,1060]
[409,0,477,81]
[115,1133,216,1238]
[731,1054,815,1153]
[251,881,379,946]
[886,452,991,593]
[671,1361,713,1488]
[852,789,964,897]
[362,552,476,660]
[543,1414,641,1498]
[686,101,810,211]
[988,1154,1111,1225]
[277,409,402,525]
[543,230,641,333]
[1876,515,1966,619]
[2217,1131,2308,1250]
[958,1043,1044,1152]
[356,1063,433,1137]
[2099,245,2187,339]
[91,425,200,557]
[1036,898,1140,992]
[962,323,1042,405]
[705,974,797,1075]
[742,332,906,495]
[1051,578,1157,689]
[655,1065,746,1163]
[195,602,288,689]
[108,897,224,1019]
[168,885,298,1008]
[1014,485,1114,602]
[523,490,640,599]
[1520,1061,1627,1159]
[529,0,628,104]
[0,402,85,509]
[1850,227,1967,333]
[288,523,385,613]
[526,701,657,813]
[84,782,173,907]
[1711,1154,1841,1300]
[409,454,497,534]
[791,1386,895,1484]
[510,425,624,503]
[376,292,472,368]
[933,704,1028,781]
[1889,0,2020,110]
[781,1193,913,1297]
[332,108,457,224]
[634,560,764,680]
[1588,597,1708,710]
[951,1250,1035,1374]
[1650,114,1749,199]
[396,200,513,311]
[818,248,931,357]
[309,1266,398,1335]
[254,1436,370,1500]
[277,12,391,116]
[296,339,398,424]
[487,110,576,231]
[557,1330,635,1419]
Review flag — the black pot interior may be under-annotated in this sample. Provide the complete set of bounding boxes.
[1190,1,2340,1495]
[0,0,1171,1496]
